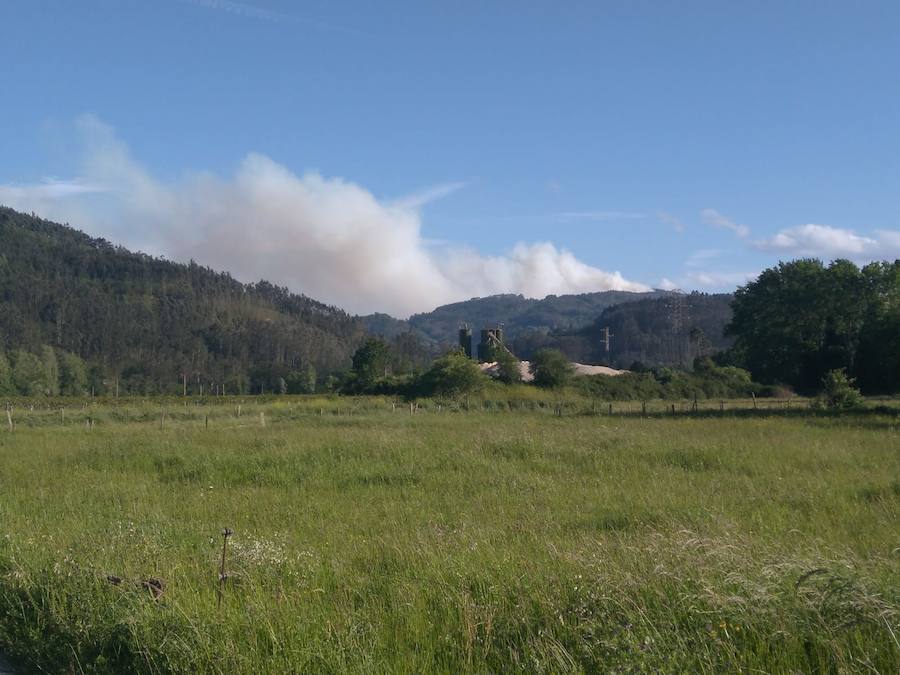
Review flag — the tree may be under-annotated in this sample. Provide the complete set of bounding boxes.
[726,258,891,393]
[495,349,522,384]
[41,345,60,396]
[286,365,316,394]
[819,368,862,410]
[0,352,15,395]
[530,349,574,388]
[58,350,88,396]
[351,338,390,388]
[11,350,46,396]
[418,350,486,398]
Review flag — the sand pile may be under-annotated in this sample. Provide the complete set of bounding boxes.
[478,361,627,382]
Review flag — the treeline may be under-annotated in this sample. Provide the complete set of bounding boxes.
[0,346,90,396]
[725,258,900,394]
[337,338,764,402]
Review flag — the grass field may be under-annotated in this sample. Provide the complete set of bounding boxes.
[0,396,898,673]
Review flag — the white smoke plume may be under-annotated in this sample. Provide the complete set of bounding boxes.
[0,116,648,317]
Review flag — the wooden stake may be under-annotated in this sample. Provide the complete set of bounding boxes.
[217,528,233,608]
[6,408,13,431]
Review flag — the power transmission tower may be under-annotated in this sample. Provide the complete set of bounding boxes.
[666,290,690,366]
[600,327,613,364]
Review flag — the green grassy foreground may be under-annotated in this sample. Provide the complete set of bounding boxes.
[0,399,898,673]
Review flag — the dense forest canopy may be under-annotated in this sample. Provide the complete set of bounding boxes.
[726,258,900,394]
[506,293,734,368]
[0,207,377,394]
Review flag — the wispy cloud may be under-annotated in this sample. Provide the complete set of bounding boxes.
[753,223,900,260]
[685,270,758,287]
[0,178,107,201]
[181,0,286,21]
[390,181,467,210]
[657,210,685,233]
[701,208,750,238]
[556,211,646,221]
[685,249,722,268]
[178,0,360,34]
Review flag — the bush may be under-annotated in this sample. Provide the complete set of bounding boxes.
[416,350,486,398]
[819,369,863,410]
[530,349,574,388]
[495,350,522,384]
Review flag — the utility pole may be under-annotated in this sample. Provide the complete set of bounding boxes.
[600,327,613,362]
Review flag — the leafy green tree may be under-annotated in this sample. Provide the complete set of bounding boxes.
[529,349,574,388]
[286,365,316,394]
[58,350,88,396]
[41,345,60,396]
[496,349,522,384]
[0,352,15,395]
[819,368,862,410]
[12,350,46,396]
[351,338,391,387]
[727,259,885,392]
[418,350,486,398]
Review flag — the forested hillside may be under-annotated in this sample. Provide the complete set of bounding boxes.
[510,293,734,367]
[0,207,369,395]
[364,290,671,347]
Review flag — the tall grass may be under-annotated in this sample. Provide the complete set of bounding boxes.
[0,401,897,672]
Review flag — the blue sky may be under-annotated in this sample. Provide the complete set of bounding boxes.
[1,1,899,315]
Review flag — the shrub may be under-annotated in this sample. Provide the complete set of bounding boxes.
[530,349,574,388]
[819,368,863,410]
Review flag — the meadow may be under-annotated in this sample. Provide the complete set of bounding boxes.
[0,395,898,673]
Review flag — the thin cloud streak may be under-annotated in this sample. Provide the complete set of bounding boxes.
[178,0,362,35]
[556,211,646,221]
[701,208,750,238]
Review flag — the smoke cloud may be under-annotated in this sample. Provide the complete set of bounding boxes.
[0,116,648,317]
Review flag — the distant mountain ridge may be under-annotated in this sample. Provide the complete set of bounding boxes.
[363,289,672,346]
[363,290,735,368]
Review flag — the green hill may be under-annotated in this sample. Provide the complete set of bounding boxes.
[0,207,366,395]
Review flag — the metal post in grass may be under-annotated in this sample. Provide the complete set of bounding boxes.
[217,528,233,608]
